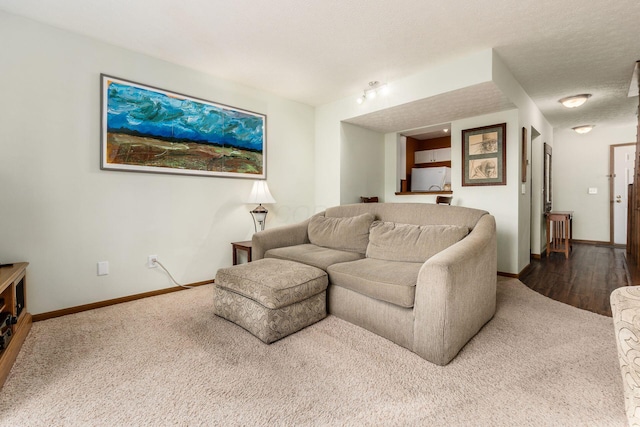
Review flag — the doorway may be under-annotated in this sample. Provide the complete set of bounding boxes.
[610,143,636,246]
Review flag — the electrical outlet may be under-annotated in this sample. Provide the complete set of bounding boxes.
[148,255,158,268]
[97,261,109,276]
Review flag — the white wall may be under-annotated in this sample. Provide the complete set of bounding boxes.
[358,52,553,275]
[0,12,316,314]
[383,110,520,274]
[340,123,385,204]
[315,50,495,210]
[553,124,637,242]
[316,49,554,274]
[7,10,617,315]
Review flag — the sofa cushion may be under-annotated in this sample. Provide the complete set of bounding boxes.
[324,203,488,229]
[327,258,422,308]
[308,213,375,254]
[366,221,469,263]
[265,244,364,271]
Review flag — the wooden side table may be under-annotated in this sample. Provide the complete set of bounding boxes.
[231,241,252,265]
[545,211,573,259]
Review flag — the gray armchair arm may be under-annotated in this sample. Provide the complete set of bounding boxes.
[251,218,312,260]
[412,214,497,365]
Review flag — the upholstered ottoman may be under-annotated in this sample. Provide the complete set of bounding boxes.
[213,258,328,343]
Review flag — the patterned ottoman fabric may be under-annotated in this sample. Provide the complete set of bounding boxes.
[611,286,640,427]
[214,259,328,344]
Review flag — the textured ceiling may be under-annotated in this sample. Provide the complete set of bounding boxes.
[345,82,515,134]
[1,0,639,130]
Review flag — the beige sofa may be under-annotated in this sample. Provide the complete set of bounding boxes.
[252,203,497,365]
[610,286,640,426]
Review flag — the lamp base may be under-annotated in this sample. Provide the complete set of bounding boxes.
[250,204,268,232]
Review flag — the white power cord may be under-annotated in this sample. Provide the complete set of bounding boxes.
[154,260,195,289]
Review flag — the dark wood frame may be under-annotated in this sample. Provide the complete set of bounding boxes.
[231,241,253,265]
[625,60,639,280]
[462,123,506,186]
[521,127,527,183]
[543,143,552,213]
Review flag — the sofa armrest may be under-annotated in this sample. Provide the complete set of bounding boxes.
[413,214,497,365]
[611,286,640,427]
[251,218,312,260]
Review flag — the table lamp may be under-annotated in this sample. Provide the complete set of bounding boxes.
[247,180,276,232]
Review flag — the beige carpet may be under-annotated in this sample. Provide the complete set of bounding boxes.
[0,278,626,426]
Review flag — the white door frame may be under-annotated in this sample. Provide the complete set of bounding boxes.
[610,142,636,246]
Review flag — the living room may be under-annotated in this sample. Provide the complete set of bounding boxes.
[0,1,639,425]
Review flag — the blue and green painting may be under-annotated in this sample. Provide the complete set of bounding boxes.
[103,77,265,176]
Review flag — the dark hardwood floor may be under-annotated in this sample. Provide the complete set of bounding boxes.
[519,243,631,317]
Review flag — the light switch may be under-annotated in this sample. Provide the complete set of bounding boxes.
[97,261,109,276]
[588,187,598,195]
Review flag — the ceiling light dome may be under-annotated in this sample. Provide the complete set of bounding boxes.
[572,125,594,134]
[559,94,592,108]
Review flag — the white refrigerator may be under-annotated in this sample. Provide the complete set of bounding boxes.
[411,167,451,191]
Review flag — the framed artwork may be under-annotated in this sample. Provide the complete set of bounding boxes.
[521,127,527,183]
[462,123,506,186]
[100,74,266,179]
[543,143,552,213]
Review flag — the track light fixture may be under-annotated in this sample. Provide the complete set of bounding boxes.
[356,81,388,104]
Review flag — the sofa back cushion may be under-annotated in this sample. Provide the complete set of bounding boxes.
[308,213,375,254]
[366,220,469,263]
[324,203,488,230]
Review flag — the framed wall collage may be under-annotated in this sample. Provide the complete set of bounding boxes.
[462,123,507,186]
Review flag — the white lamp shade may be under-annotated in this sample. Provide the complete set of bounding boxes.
[247,181,276,204]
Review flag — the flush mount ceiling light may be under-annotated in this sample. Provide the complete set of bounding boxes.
[356,81,388,104]
[559,94,592,108]
[572,125,594,134]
